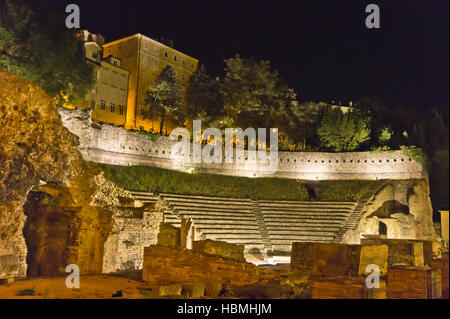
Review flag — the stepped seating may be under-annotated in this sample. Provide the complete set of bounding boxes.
[158,193,266,251]
[127,191,359,258]
[128,191,159,204]
[257,200,357,252]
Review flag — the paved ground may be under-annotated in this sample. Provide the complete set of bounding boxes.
[0,275,159,299]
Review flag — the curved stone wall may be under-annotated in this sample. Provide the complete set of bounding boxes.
[60,108,425,181]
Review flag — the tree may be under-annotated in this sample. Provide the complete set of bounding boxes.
[280,101,322,151]
[317,108,371,151]
[0,0,94,105]
[144,66,184,135]
[186,65,224,125]
[221,54,296,131]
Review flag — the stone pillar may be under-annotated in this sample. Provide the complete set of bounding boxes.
[180,218,192,249]
[440,210,449,249]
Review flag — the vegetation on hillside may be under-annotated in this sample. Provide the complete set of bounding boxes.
[99,164,386,202]
[0,0,94,106]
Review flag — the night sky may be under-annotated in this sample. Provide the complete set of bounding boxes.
[55,0,448,112]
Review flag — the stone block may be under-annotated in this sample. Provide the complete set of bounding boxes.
[387,266,441,299]
[0,255,19,278]
[312,277,368,299]
[388,240,424,267]
[429,258,449,299]
[157,223,180,248]
[204,280,224,297]
[181,282,205,298]
[359,244,388,276]
[193,239,245,261]
[142,245,259,288]
[159,284,182,296]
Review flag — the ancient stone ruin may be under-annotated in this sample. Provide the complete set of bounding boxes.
[0,71,446,299]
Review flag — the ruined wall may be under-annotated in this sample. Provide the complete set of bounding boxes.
[142,245,259,289]
[0,71,128,278]
[59,108,425,180]
[343,180,439,243]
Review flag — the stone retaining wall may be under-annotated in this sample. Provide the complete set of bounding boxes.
[59,108,425,180]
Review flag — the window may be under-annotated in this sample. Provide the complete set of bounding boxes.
[182,59,185,65]
[154,46,159,53]
[173,55,177,62]
[100,100,106,110]
[144,41,149,49]
[164,51,168,58]
[110,104,115,112]
[119,106,124,115]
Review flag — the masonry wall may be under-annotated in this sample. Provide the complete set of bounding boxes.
[60,108,425,181]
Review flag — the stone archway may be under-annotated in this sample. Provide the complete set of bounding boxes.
[0,71,115,279]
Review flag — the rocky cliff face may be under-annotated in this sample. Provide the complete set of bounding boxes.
[0,71,130,278]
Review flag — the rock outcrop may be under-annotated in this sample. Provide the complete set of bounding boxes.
[0,71,128,278]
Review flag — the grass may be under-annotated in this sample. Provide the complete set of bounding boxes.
[99,163,379,202]
[307,180,381,202]
[99,164,309,200]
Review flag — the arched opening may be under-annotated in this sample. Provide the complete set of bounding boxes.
[22,185,79,277]
[379,221,387,236]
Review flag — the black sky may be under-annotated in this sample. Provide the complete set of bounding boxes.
[57,0,448,112]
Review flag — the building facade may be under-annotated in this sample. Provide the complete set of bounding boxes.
[79,31,130,127]
[102,34,199,133]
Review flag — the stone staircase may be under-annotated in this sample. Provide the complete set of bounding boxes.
[333,182,386,243]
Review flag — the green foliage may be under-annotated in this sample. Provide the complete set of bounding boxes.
[137,130,159,142]
[186,65,225,124]
[248,178,309,200]
[378,126,393,146]
[144,66,185,134]
[311,180,381,202]
[221,54,296,129]
[99,164,309,200]
[400,145,430,170]
[317,109,371,151]
[0,0,94,104]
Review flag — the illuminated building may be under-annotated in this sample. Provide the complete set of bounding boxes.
[103,34,199,133]
[80,30,130,126]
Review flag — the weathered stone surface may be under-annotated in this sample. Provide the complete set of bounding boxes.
[291,242,388,277]
[0,71,128,278]
[355,180,439,243]
[142,245,259,288]
[359,244,388,275]
[59,107,426,180]
[193,239,245,261]
[429,258,449,299]
[181,282,205,298]
[159,284,182,296]
[157,223,181,248]
[311,277,368,299]
[102,210,163,273]
[387,265,441,299]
